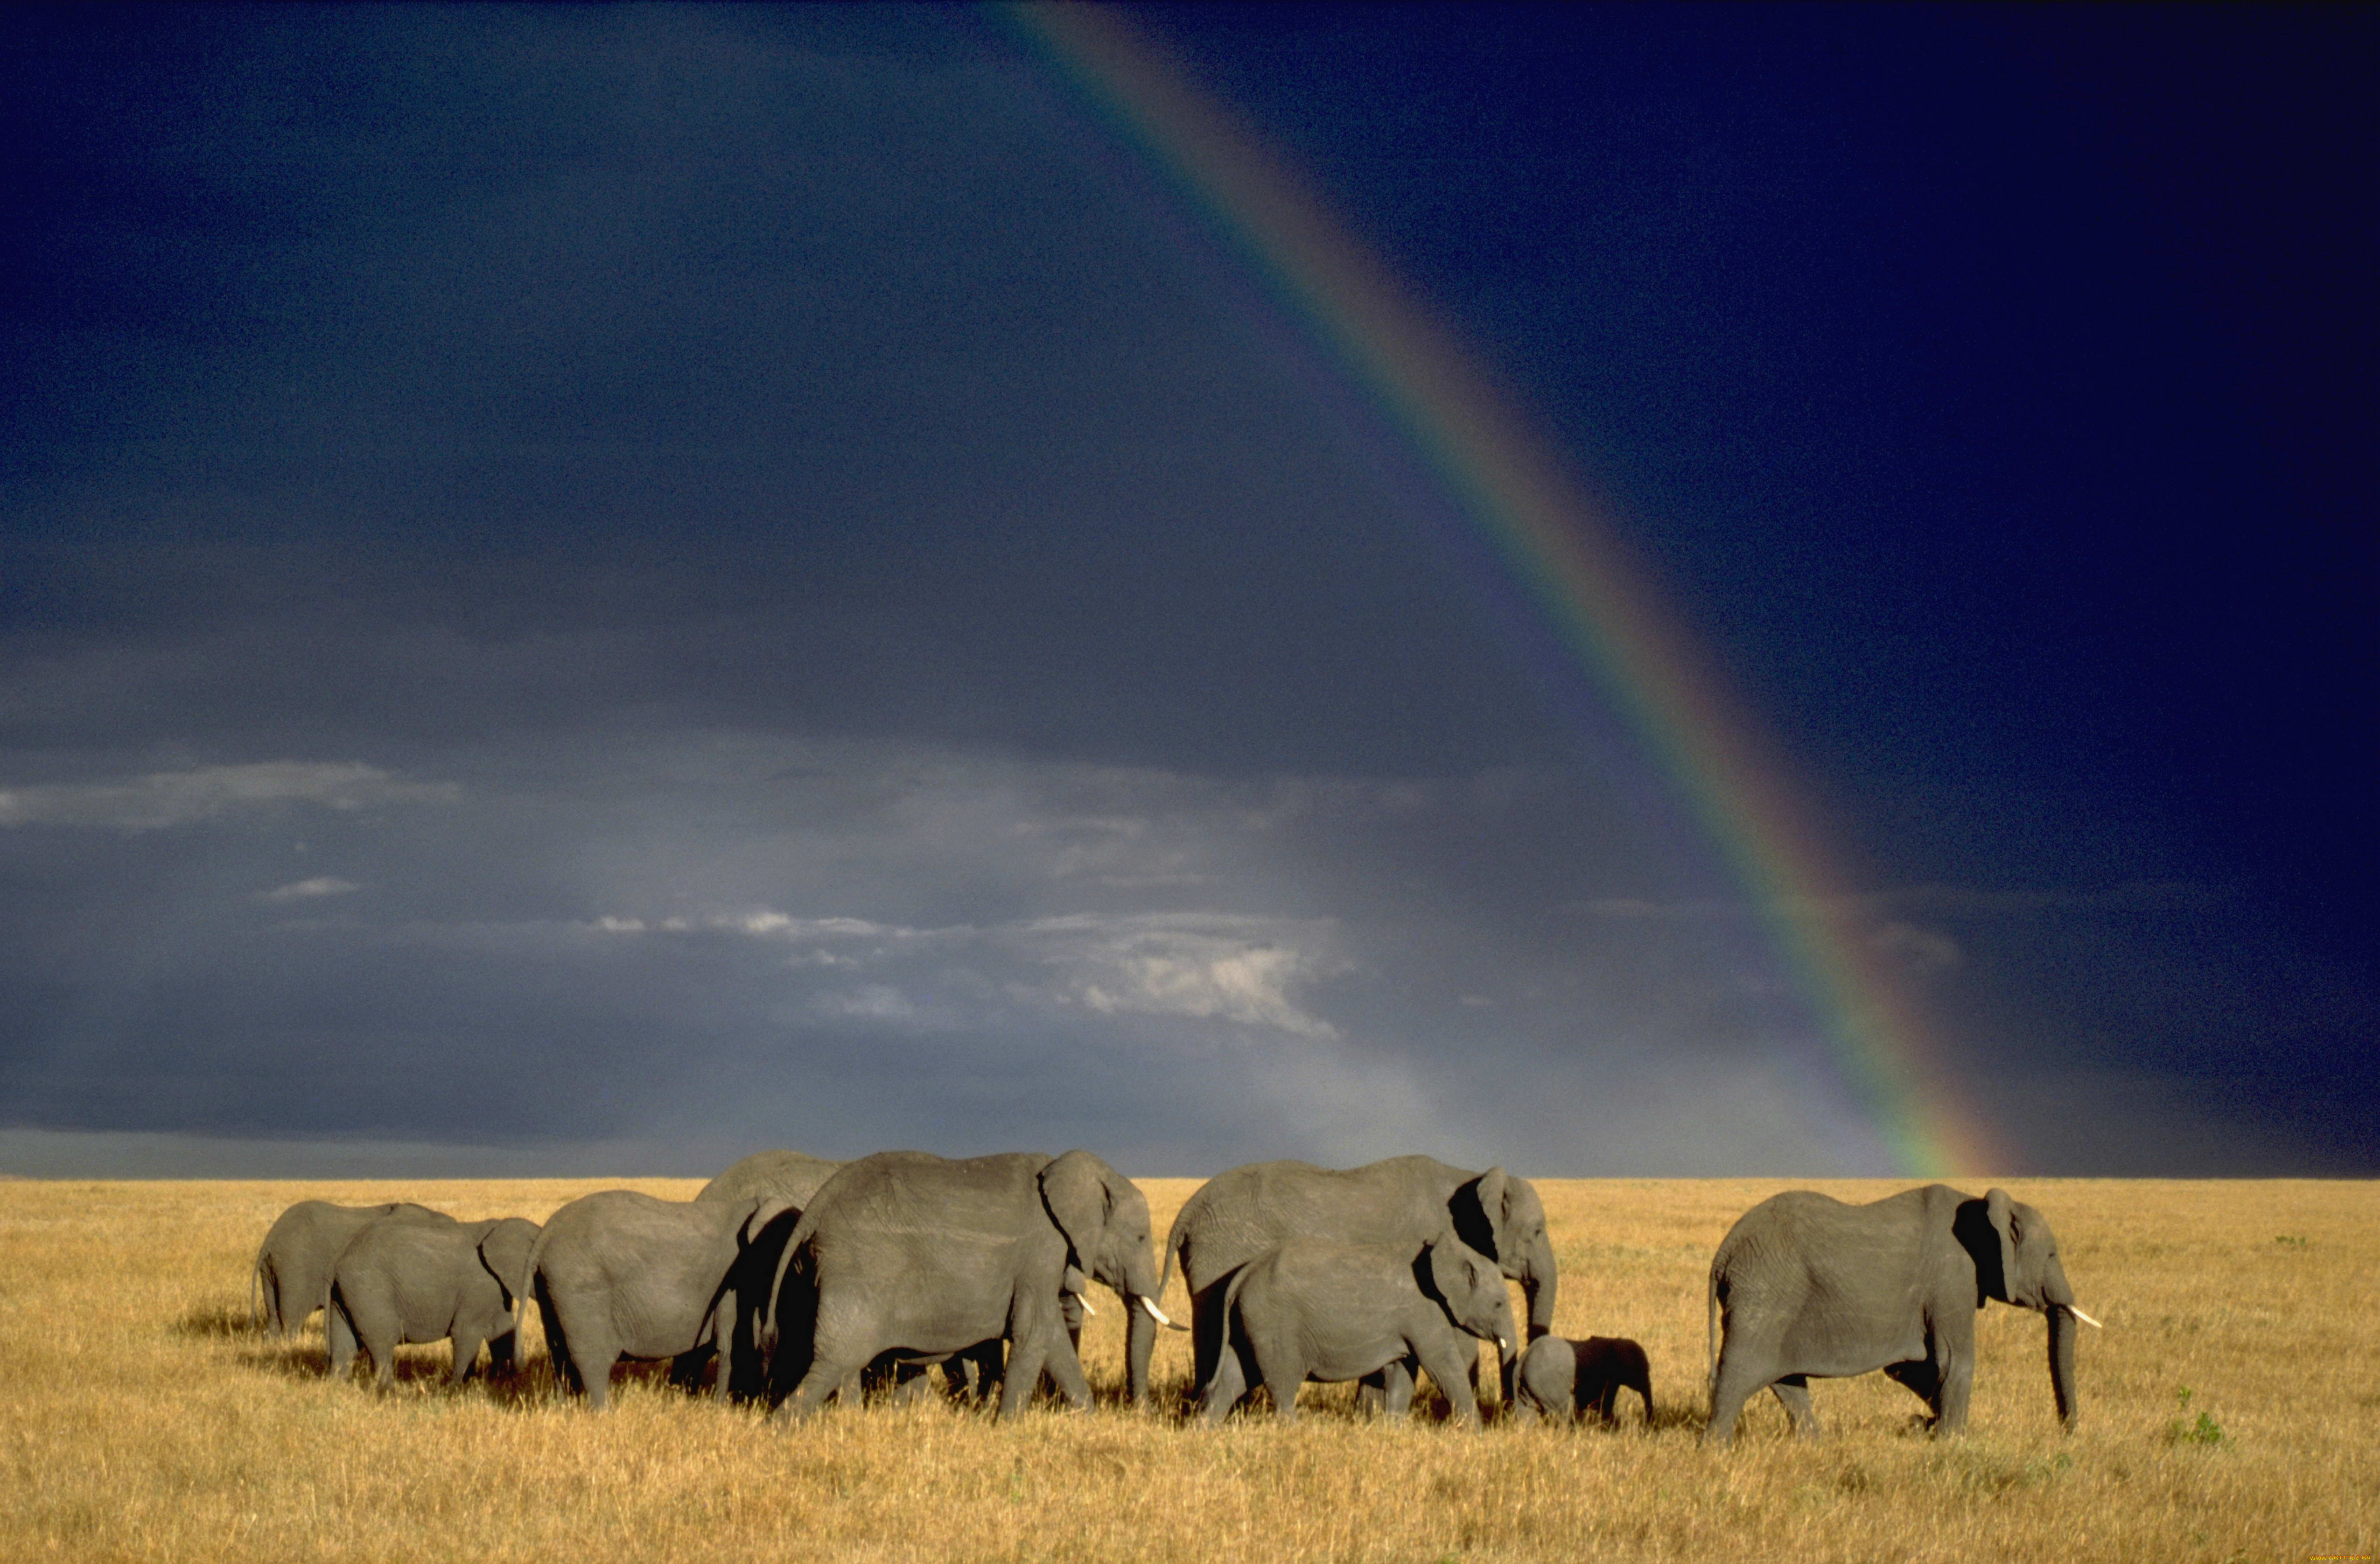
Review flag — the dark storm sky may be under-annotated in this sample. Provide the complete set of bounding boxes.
[0,4,2370,1178]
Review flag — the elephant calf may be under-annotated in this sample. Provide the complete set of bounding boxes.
[533,1189,795,1410]
[1200,1232,1515,1426]
[1508,1335,1652,1426]
[326,1216,540,1389]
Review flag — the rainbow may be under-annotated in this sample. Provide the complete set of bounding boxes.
[1012,6,2001,1178]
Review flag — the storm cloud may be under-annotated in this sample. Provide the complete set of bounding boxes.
[1,5,2369,1176]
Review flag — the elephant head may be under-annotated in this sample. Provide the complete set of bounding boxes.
[1039,1150,1167,1327]
[1422,1231,1516,1355]
[1959,1187,2093,1431]
[1456,1167,1557,1346]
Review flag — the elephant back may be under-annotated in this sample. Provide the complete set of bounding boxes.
[696,1150,842,1210]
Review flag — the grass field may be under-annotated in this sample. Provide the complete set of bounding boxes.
[0,1175,2370,1562]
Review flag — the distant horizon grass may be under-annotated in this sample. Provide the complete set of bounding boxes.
[0,1175,2370,1561]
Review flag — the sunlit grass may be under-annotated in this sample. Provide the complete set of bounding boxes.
[0,1175,2369,1560]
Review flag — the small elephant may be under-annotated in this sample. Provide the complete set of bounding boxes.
[325,1216,540,1389]
[1508,1335,1652,1425]
[252,1199,452,1338]
[532,1189,796,1410]
[1199,1230,1516,1426]
[1704,1184,2099,1447]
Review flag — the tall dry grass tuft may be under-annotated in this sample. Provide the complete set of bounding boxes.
[0,1176,2370,1560]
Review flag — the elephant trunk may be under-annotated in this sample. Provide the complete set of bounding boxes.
[1500,1234,1556,1412]
[1125,1299,1155,1408]
[2047,1304,2080,1432]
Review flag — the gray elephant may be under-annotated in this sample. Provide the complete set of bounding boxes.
[1509,1335,1652,1426]
[1704,1185,2099,1447]
[251,1199,451,1338]
[765,1149,1168,1421]
[532,1189,795,1410]
[696,1149,841,1209]
[1157,1157,1556,1410]
[325,1216,540,1389]
[1198,1231,1515,1426]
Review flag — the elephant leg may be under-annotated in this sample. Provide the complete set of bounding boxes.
[1771,1375,1821,1440]
[1039,1326,1093,1412]
[450,1328,485,1387]
[1254,1347,1303,1424]
[996,1333,1051,1421]
[776,1347,864,1421]
[572,1331,621,1411]
[1935,1331,1974,1435]
[486,1324,518,1375]
[325,1300,357,1379]
[1380,1357,1417,1419]
[1416,1340,1481,1427]
[1197,1337,1248,1425]
[1354,1371,1388,1417]
[1702,1348,1772,1448]
[1188,1278,1236,1408]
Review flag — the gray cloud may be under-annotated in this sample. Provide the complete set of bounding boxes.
[0,763,456,831]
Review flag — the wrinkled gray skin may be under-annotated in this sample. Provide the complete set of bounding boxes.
[1704,1185,2085,1447]
[532,1189,794,1410]
[326,1217,540,1389]
[1509,1335,1652,1426]
[1159,1157,1556,1410]
[766,1150,1162,1421]
[1199,1232,1515,1427]
[251,1200,451,1338]
[695,1150,842,1209]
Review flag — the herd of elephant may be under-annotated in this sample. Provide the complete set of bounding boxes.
[248,1149,2096,1445]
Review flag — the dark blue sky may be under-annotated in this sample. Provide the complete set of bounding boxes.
[0,4,2369,1177]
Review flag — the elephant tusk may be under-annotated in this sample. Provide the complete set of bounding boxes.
[1077,1296,1096,1316]
[2065,1305,2102,1329]
[1498,1337,1513,1354]
[1140,1296,1185,1330]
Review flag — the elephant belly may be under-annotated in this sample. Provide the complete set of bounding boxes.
[1288,1326,1408,1385]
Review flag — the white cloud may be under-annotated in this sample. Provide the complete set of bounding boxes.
[0,762,457,831]
[1018,912,1345,1038]
[260,877,361,902]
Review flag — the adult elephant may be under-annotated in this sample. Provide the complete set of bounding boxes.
[1156,1157,1556,1410]
[531,1189,796,1410]
[765,1150,1168,1421]
[251,1199,451,1338]
[696,1149,841,1210]
[1703,1185,2100,1447]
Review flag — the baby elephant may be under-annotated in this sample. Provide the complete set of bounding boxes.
[326,1216,541,1390]
[1509,1335,1653,1426]
[1201,1231,1515,1426]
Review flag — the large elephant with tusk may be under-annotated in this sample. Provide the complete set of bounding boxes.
[764,1150,1170,1420]
[1702,1184,2098,1446]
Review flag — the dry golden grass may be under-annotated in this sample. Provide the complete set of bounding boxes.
[0,1175,2370,1562]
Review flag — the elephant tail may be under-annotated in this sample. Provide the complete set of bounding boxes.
[1705,1262,1720,1400]
[1158,1188,1202,1305]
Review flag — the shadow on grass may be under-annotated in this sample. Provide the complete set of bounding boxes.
[172,1301,264,1340]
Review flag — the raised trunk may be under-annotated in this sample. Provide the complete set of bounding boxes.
[2047,1305,2079,1431]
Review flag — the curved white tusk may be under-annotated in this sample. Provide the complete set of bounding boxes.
[1498,1337,1513,1354]
[2065,1305,2102,1329]
[1077,1296,1096,1316]
[1139,1296,1173,1327]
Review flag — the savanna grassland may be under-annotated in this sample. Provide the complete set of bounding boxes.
[0,1176,2370,1563]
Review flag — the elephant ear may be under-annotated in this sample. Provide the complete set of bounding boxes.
[1984,1187,2021,1303]
[1039,1150,1112,1269]
[477,1219,539,1309]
